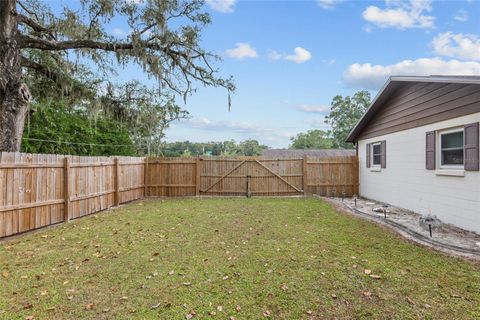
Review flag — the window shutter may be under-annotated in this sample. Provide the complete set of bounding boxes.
[366,143,371,168]
[425,131,435,170]
[464,122,479,171]
[380,140,386,168]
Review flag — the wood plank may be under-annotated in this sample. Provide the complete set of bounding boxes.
[64,157,70,222]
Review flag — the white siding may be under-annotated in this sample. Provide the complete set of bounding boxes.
[358,113,480,233]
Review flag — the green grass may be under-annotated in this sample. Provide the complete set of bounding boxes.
[1,198,479,319]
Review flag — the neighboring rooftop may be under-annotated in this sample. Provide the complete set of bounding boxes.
[262,149,356,158]
[345,75,480,143]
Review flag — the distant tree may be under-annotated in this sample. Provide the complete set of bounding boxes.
[290,130,333,149]
[236,140,267,156]
[325,90,371,149]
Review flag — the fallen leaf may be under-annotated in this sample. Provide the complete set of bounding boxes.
[369,275,382,279]
[1,271,8,278]
[363,291,372,298]
[23,303,33,310]
[151,303,161,309]
[263,310,272,317]
[229,317,237,320]
[168,270,174,275]
[103,308,110,313]
[25,316,34,320]
[331,293,337,299]
[406,297,415,305]
[217,306,223,312]
[183,282,192,286]
[236,305,241,312]
[306,310,313,315]
[120,296,128,301]
[40,290,48,296]
[85,303,95,310]
[364,269,371,275]
[280,284,289,291]
[185,309,196,319]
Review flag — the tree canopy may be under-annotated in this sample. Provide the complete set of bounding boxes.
[325,90,371,149]
[290,130,333,149]
[0,0,235,152]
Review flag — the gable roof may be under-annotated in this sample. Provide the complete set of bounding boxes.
[345,75,480,143]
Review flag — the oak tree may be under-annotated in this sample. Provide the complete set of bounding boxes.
[0,0,234,151]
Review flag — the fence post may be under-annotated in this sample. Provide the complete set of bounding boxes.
[195,156,201,196]
[303,155,308,196]
[144,157,148,198]
[114,157,120,206]
[63,156,70,222]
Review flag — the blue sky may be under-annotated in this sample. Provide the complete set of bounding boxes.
[53,0,480,147]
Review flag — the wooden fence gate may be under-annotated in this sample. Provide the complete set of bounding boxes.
[199,158,304,196]
[146,156,358,198]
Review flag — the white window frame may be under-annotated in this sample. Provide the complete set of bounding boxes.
[437,127,464,170]
[371,142,382,168]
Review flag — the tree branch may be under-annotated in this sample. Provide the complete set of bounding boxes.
[20,55,59,83]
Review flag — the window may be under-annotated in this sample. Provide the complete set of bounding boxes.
[372,143,381,166]
[439,128,464,168]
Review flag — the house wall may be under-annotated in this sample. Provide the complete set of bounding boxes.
[358,113,480,233]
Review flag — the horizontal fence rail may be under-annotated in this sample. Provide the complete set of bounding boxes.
[0,152,358,238]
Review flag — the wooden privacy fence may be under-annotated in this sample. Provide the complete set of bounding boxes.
[147,156,359,197]
[0,152,358,238]
[0,152,146,238]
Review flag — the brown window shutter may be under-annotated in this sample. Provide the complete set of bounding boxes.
[366,143,371,168]
[380,140,386,168]
[425,131,435,170]
[464,122,479,171]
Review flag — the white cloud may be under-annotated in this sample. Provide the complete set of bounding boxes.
[226,43,258,60]
[267,47,312,64]
[362,0,435,30]
[294,104,331,114]
[267,50,283,61]
[344,57,480,89]
[317,0,343,10]
[206,0,237,13]
[432,32,480,61]
[183,117,295,145]
[285,47,312,64]
[454,9,468,22]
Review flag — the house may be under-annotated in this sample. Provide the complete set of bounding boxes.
[346,75,480,234]
[262,149,356,158]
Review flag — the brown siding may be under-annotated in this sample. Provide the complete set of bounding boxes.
[358,82,480,140]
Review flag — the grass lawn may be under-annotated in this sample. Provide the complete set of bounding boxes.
[1,198,479,319]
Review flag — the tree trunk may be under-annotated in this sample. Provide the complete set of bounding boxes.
[0,0,31,152]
